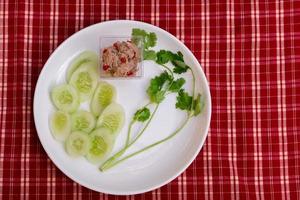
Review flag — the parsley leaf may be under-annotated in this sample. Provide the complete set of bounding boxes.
[193,94,205,116]
[175,89,193,111]
[147,71,172,103]
[169,78,186,92]
[143,50,157,61]
[133,107,151,122]
[132,28,157,50]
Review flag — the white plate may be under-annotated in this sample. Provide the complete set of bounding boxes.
[33,20,211,195]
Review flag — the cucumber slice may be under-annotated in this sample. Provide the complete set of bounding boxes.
[86,127,115,164]
[67,51,99,82]
[65,131,90,157]
[71,110,96,133]
[90,81,117,117]
[96,102,125,135]
[50,111,71,141]
[69,62,99,102]
[51,84,79,113]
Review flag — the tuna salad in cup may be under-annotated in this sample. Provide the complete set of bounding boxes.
[100,36,143,78]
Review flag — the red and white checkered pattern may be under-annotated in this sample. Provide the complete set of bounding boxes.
[0,0,299,199]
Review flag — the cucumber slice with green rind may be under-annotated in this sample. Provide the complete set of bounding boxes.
[86,127,115,164]
[69,62,99,102]
[67,51,99,82]
[65,131,90,157]
[90,81,117,117]
[50,111,71,141]
[71,110,96,133]
[96,102,125,135]
[51,84,79,113]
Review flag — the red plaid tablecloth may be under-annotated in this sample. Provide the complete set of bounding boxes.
[0,0,299,199]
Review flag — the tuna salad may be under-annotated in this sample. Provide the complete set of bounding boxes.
[101,41,141,77]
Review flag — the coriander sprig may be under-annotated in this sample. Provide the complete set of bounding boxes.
[99,28,204,171]
[101,71,177,170]
[132,28,158,61]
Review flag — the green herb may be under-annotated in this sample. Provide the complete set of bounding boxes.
[133,107,151,122]
[156,50,184,65]
[147,71,173,103]
[192,94,205,116]
[155,50,189,74]
[173,51,184,61]
[175,89,193,111]
[100,116,190,171]
[143,50,157,61]
[169,78,186,92]
[147,32,157,48]
[172,60,189,74]
[156,50,174,64]
[100,104,160,171]
[132,28,157,50]
[100,28,205,172]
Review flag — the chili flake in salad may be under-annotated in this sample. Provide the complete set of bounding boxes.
[101,40,141,77]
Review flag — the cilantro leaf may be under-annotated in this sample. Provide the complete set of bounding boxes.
[172,60,189,74]
[172,51,184,62]
[169,78,186,92]
[131,29,189,74]
[143,50,156,61]
[156,50,174,64]
[134,107,151,122]
[147,71,172,103]
[193,94,205,116]
[131,28,157,50]
[152,90,165,103]
[132,28,147,37]
[177,51,184,59]
[156,50,189,74]
[131,29,146,47]
[175,89,193,111]
[156,50,184,65]
[147,32,157,48]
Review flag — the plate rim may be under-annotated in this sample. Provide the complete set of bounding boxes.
[33,20,212,195]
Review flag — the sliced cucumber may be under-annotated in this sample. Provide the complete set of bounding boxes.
[96,102,125,135]
[49,111,71,141]
[51,84,79,113]
[71,110,96,133]
[65,131,90,157]
[67,51,99,82]
[69,62,99,102]
[90,81,117,117]
[86,127,115,164]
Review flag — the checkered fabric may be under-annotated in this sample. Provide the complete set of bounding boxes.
[0,0,299,199]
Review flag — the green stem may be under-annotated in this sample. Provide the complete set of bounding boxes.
[100,104,160,170]
[160,64,173,77]
[188,68,196,117]
[128,104,160,145]
[123,65,174,150]
[101,63,179,171]
[125,102,151,146]
[125,121,135,146]
[101,68,198,171]
[100,115,191,171]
